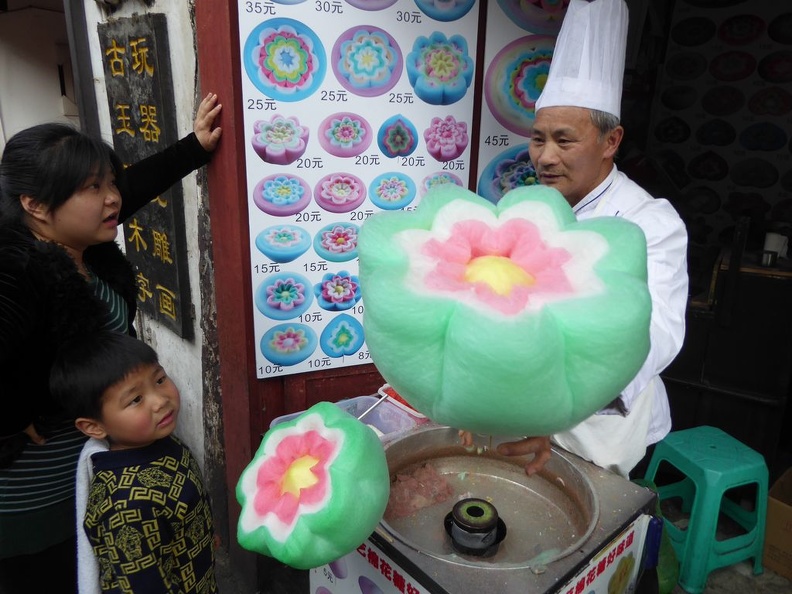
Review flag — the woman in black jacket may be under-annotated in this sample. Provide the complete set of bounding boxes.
[0,93,221,594]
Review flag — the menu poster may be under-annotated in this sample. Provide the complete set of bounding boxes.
[475,1,563,204]
[238,0,482,378]
[238,1,576,378]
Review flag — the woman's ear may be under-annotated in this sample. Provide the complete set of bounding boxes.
[75,417,108,440]
[20,194,49,222]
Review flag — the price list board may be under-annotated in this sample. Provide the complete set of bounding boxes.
[238,0,481,378]
[475,1,564,203]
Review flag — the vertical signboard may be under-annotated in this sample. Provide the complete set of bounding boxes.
[98,14,193,339]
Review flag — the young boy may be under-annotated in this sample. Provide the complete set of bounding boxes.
[50,331,217,594]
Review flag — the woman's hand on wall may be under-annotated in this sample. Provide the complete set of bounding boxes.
[194,92,223,152]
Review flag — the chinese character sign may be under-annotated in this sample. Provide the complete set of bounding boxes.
[311,539,427,594]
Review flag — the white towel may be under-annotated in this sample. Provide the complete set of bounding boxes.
[76,437,109,594]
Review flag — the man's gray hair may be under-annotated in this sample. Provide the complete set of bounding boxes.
[590,110,620,141]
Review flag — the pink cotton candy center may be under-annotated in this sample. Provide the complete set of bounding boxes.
[424,219,574,314]
[253,430,336,526]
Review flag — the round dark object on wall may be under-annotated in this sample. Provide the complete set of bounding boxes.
[758,51,792,83]
[718,14,766,45]
[661,85,698,110]
[748,86,792,116]
[687,151,729,181]
[768,12,792,45]
[771,199,792,224]
[701,86,745,116]
[665,52,708,81]
[730,158,780,188]
[739,122,788,152]
[780,170,792,193]
[682,186,721,215]
[696,119,737,146]
[654,116,691,143]
[709,50,757,82]
[672,17,717,47]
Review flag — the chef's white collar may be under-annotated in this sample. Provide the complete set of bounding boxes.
[572,165,618,217]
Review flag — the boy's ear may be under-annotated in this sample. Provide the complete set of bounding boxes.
[75,417,108,440]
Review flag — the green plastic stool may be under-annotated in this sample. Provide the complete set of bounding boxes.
[643,426,768,594]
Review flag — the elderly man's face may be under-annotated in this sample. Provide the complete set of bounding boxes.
[528,106,622,208]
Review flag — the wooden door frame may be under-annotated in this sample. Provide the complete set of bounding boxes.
[194,1,259,579]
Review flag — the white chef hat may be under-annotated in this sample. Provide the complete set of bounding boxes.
[534,0,629,120]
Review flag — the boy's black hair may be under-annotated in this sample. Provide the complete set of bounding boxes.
[50,331,159,420]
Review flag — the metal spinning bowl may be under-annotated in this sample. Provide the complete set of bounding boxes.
[380,425,600,570]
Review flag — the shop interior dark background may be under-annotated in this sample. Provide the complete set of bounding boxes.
[618,0,792,483]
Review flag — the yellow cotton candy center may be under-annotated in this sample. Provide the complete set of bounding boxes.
[281,455,319,497]
[464,256,535,296]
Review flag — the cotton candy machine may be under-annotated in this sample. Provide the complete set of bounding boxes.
[311,419,660,594]
[380,426,599,570]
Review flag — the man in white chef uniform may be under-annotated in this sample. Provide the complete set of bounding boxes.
[496,0,689,478]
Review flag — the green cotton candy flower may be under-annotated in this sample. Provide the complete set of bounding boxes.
[236,402,389,569]
[357,183,651,437]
